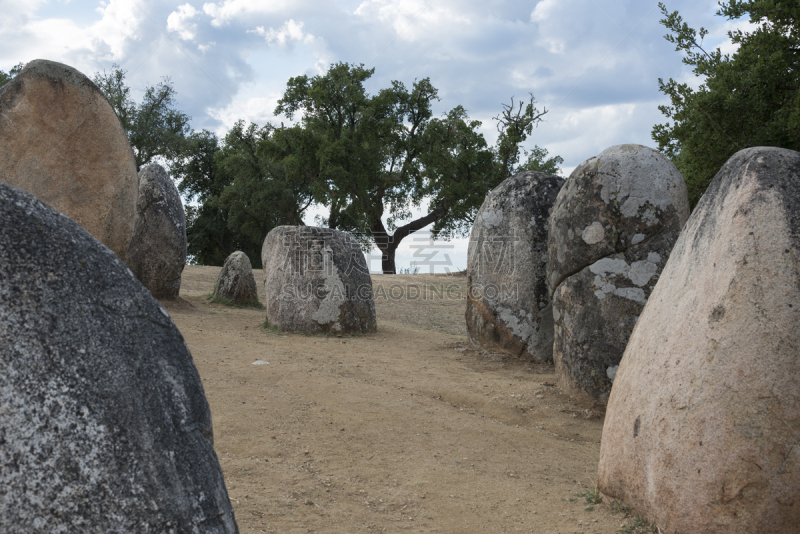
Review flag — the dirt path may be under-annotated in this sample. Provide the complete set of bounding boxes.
[164,266,643,534]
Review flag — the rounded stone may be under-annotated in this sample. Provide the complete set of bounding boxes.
[0,181,237,533]
[214,251,260,306]
[598,147,800,533]
[126,163,187,300]
[0,59,138,263]
[466,170,564,361]
[262,226,377,334]
[546,144,689,404]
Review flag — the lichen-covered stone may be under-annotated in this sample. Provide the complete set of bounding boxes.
[598,147,800,533]
[214,251,259,305]
[262,226,377,334]
[466,170,564,361]
[546,144,689,404]
[0,181,237,533]
[126,164,187,299]
[0,59,138,263]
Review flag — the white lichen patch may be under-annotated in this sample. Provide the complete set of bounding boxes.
[593,145,681,225]
[613,287,646,304]
[496,306,534,342]
[588,252,660,300]
[607,365,619,381]
[631,233,646,245]
[581,221,605,244]
[589,257,630,277]
[311,246,346,329]
[628,259,658,287]
[481,209,504,228]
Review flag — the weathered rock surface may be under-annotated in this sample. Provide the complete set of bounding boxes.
[598,147,800,534]
[262,226,377,334]
[0,181,237,533]
[547,145,689,403]
[0,59,138,262]
[127,163,187,299]
[214,251,260,305]
[466,170,564,361]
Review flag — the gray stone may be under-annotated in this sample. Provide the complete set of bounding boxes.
[127,163,187,300]
[0,59,138,263]
[262,226,377,334]
[465,170,564,361]
[546,144,689,404]
[0,181,237,533]
[598,147,800,533]
[214,251,259,305]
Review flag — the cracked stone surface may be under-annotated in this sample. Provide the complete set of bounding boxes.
[127,163,187,300]
[262,226,377,334]
[0,59,138,264]
[214,251,259,305]
[546,144,688,404]
[466,171,564,362]
[0,181,238,533]
[599,147,800,533]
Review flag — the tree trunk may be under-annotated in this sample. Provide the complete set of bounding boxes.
[381,242,398,274]
[370,207,442,274]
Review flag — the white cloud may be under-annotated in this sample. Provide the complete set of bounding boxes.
[88,0,145,60]
[249,19,314,47]
[167,4,199,41]
[530,0,564,53]
[354,0,471,43]
[0,0,48,34]
[206,90,284,134]
[202,0,304,27]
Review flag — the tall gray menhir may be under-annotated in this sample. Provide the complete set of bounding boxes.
[0,181,237,533]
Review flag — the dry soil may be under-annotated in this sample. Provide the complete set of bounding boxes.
[162,266,651,534]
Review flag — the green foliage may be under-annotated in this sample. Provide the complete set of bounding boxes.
[0,62,24,87]
[653,1,800,206]
[610,501,631,515]
[260,316,280,333]
[266,62,558,273]
[576,486,603,505]
[517,145,564,174]
[93,64,191,170]
[173,123,310,267]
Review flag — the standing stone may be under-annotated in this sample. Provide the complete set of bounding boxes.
[466,170,564,361]
[214,251,260,306]
[546,145,689,404]
[598,147,800,534]
[262,226,377,334]
[127,164,187,300]
[0,59,138,262]
[0,181,238,533]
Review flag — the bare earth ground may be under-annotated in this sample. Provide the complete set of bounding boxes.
[163,266,649,534]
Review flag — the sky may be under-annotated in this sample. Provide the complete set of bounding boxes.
[0,0,748,272]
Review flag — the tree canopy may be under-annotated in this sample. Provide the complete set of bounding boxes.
[653,1,800,206]
[263,62,560,273]
[172,122,312,267]
[0,63,23,87]
[93,65,191,170]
